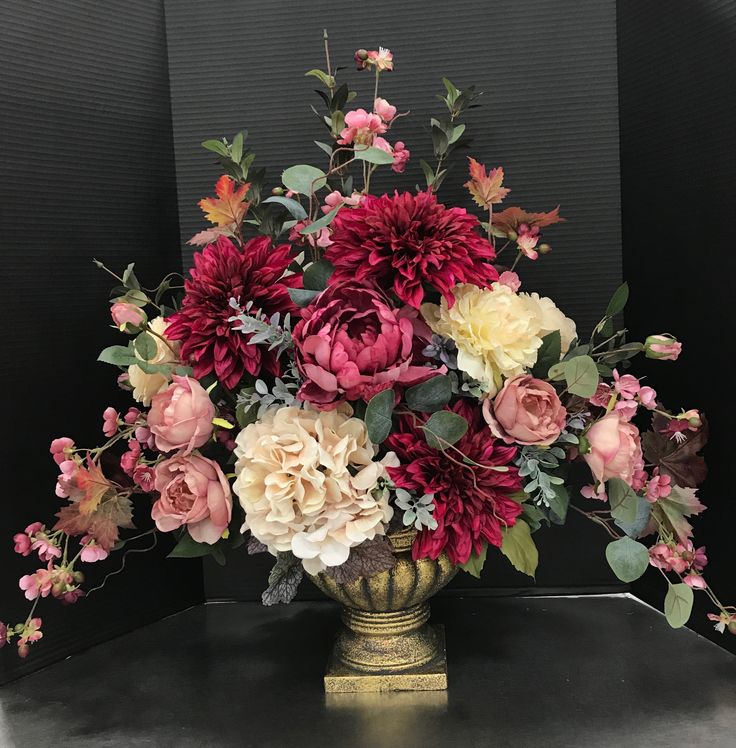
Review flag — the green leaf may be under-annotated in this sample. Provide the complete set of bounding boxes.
[365,389,395,444]
[547,361,568,381]
[532,330,562,378]
[235,401,258,429]
[201,139,229,157]
[98,345,136,367]
[230,131,244,164]
[168,532,220,559]
[459,543,487,578]
[547,483,569,524]
[281,165,327,194]
[262,196,307,220]
[423,411,468,450]
[122,263,140,291]
[134,331,157,361]
[447,123,466,144]
[314,140,334,156]
[500,521,538,578]
[605,536,649,583]
[405,375,452,413]
[288,288,321,307]
[564,355,599,398]
[522,504,546,533]
[605,282,629,317]
[352,146,395,165]
[300,206,340,235]
[664,582,694,628]
[431,125,449,157]
[419,159,436,188]
[304,68,335,88]
[608,478,638,524]
[614,493,652,538]
[302,259,334,291]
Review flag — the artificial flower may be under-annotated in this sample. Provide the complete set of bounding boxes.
[644,334,682,361]
[292,281,439,408]
[127,317,180,406]
[386,400,522,565]
[110,302,146,330]
[165,236,300,390]
[373,97,396,121]
[326,191,497,309]
[583,412,644,485]
[233,405,395,574]
[337,109,387,146]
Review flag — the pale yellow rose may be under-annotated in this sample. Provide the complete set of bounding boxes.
[233,405,396,574]
[421,283,576,395]
[128,317,180,406]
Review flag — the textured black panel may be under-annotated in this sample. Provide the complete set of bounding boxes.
[163,0,624,600]
[618,0,736,654]
[0,0,202,682]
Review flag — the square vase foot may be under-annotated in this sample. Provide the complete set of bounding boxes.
[323,625,448,693]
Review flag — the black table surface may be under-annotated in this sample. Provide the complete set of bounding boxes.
[1,595,734,747]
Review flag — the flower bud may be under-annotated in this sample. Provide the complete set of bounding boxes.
[355,48,369,61]
[111,302,146,332]
[271,186,284,196]
[507,229,518,241]
[644,334,682,361]
[729,620,736,635]
[538,243,552,254]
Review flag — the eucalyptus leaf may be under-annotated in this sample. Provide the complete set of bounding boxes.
[547,482,569,524]
[98,345,136,367]
[405,375,452,413]
[423,411,468,450]
[614,494,652,538]
[300,206,340,235]
[664,582,694,628]
[262,196,308,220]
[281,164,327,194]
[608,478,639,524]
[605,536,649,583]
[365,389,395,444]
[288,288,321,307]
[564,355,599,398]
[352,146,395,165]
[303,259,335,291]
[134,331,157,361]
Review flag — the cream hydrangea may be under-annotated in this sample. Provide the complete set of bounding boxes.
[421,283,576,395]
[128,316,180,406]
[233,405,396,574]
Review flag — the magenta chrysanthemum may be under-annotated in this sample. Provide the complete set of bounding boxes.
[325,191,498,308]
[166,236,300,389]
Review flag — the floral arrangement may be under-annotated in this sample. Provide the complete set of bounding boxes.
[3,38,734,658]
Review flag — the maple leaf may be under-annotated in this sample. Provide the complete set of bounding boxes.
[54,494,134,551]
[641,414,708,488]
[492,205,565,234]
[654,486,706,543]
[323,536,396,584]
[262,551,303,605]
[198,175,251,227]
[464,158,510,209]
[187,226,232,246]
[74,457,113,515]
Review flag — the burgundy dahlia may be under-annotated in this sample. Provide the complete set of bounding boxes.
[292,281,439,408]
[386,400,522,565]
[166,236,300,390]
[325,191,497,308]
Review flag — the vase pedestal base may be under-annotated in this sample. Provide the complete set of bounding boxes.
[324,625,447,693]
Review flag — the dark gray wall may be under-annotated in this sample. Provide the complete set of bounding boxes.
[162,0,625,600]
[0,0,202,682]
[618,0,736,654]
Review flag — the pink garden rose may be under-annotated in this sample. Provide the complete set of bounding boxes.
[110,302,146,329]
[583,412,644,485]
[152,454,232,544]
[148,376,215,454]
[482,375,566,446]
[644,334,682,361]
[292,281,440,408]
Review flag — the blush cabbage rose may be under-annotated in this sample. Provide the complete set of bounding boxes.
[292,281,439,408]
[583,411,644,485]
[233,405,396,574]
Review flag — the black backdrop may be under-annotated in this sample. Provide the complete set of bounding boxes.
[1,0,734,681]
[163,0,626,601]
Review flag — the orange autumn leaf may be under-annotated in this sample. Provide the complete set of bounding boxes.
[464,158,510,209]
[75,457,113,515]
[198,175,251,227]
[492,206,565,234]
[55,494,134,551]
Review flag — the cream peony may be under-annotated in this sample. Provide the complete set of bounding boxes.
[421,283,576,395]
[233,405,396,574]
[128,317,181,406]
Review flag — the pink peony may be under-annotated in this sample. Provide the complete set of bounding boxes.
[374,97,396,121]
[102,407,119,438]
[483,375,566,446]
[583,412,643,485]
[110,302,146,329]
[50,437,74,466]
[338,109,387,146]
[292,281,440,408]
[148,376,215,455]
[152,454,232,544]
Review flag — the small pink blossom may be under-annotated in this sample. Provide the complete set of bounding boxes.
[322,190,362,214]
[391,141,410,173]
[16,617,43,658]
[120,439,142,476]
[516,224,540,259]
[645,470,672,502]
[30,534,62,563]
[580,484,607,501]
[50,437,75,466]
[707,612,736,634]
[289,219,333,249]
[498,271,521,292]
[134,425,155,449]
[368,47,394,71]
[338,108,387,146]
[124,407,141,425]
[614,399,638,422]
[373,97,396,121]
[631,467,648,492]
[55,459,80,499]
[684,573,707,590]
[117,372,132,391]
[80,536,109,563]
[102,407,119,438]
[13,532,32,556]
[19,567,53,601]
[133,464,156,491]
[613,369,640,399]
[682,541,707,571]
[589,382,612,408]
[637,386,657,409]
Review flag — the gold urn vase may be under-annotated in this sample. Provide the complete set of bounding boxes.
[309,528,457,693]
